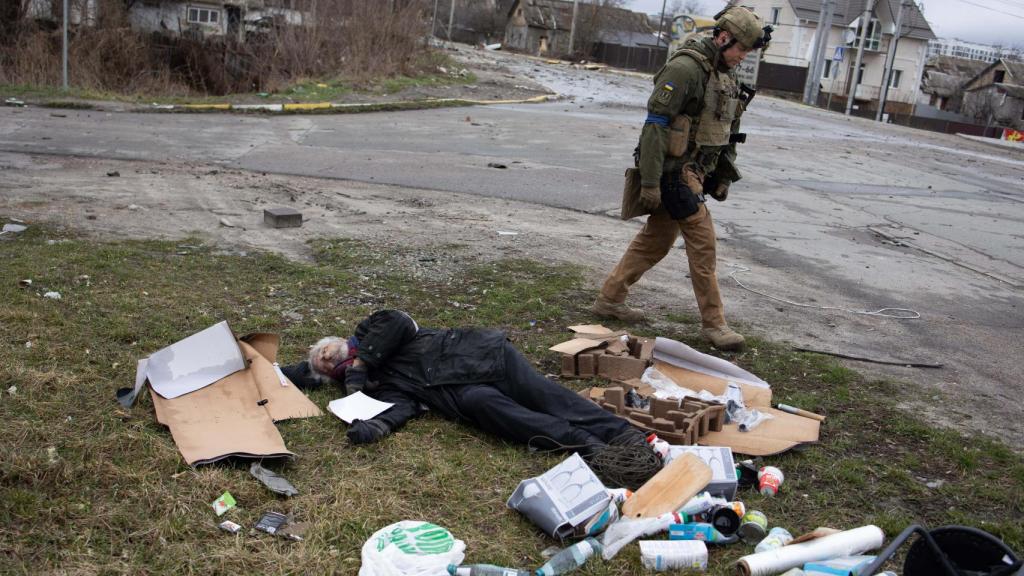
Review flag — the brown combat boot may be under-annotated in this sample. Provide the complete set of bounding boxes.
[591,296,645,323]
[701,325,745,351]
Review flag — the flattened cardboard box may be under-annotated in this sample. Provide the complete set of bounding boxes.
[151,333,322,465]
[552,325,653,381]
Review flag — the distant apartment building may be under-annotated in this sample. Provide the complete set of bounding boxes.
[928,38,1018,63]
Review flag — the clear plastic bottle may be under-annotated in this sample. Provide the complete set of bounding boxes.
[754,526,793,553]
[447,564,531,576]
[534,537,602,576]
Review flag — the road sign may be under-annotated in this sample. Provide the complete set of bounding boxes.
[833,46,845,61]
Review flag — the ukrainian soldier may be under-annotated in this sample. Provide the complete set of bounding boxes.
[592,6,772,352]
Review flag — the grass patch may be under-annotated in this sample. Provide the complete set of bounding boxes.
[1,224,1021,575]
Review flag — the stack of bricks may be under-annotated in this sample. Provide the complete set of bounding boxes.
[590,386,726,445]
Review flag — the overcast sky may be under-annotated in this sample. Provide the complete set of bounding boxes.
[625,0,1023,48]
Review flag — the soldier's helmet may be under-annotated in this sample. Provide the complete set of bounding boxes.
[714,6,773,50]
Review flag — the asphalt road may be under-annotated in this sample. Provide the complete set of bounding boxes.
[2,65,1023,444]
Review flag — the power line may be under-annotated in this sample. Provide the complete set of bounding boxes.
[956,0,1024,19]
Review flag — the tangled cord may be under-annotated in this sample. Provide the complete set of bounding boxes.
[726,263,921,320]
[529,432,663,491]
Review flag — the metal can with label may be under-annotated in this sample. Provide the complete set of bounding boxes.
[737,509,768,544]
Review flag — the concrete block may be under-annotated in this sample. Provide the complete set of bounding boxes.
[264,207,303,228]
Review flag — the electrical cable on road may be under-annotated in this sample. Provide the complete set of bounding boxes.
[725,263,922,319]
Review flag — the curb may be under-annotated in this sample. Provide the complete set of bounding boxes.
[148,93,560,114]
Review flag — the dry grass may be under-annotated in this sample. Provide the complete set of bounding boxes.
[0,0,436,97]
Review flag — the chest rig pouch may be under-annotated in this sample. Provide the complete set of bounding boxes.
[693,69,741,147]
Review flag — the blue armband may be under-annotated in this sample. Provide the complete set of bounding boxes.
[644,113,670,127]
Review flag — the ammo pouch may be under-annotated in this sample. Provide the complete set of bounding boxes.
[667,115,691,157]
[660,169,702,221]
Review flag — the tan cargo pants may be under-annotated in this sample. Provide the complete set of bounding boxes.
[599,202,726,329]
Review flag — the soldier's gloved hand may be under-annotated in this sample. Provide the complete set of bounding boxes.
[704,177,730,202]
[640,185,661,210]
[344,365,368,396]
[347,419,390,445]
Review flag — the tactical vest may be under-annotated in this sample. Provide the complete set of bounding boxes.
[672,47,744,175]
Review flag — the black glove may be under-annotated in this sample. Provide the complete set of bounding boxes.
[661,171,701,220]
[347,419,390,445]
[344,365,368,396]
[703,176,729,202]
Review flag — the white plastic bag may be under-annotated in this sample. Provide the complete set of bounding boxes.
[640,367,697,400]
[600,513,680,560]
[359,520,466,576]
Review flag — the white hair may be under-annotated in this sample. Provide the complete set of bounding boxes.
[308,336,348,374]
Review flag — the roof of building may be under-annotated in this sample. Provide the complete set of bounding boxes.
[788,0,935,41]
[926,55,990,77]
[998,83,1024,99]
[965,58,1024,90]
[509,0,653,35]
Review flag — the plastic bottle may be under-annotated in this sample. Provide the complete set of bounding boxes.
[646,433,672,461]
[678,491,727,516]
[754,526,793,553]
[447,564,531,576]
[535,537,602,576]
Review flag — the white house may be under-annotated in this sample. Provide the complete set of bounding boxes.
[743,0,935,114]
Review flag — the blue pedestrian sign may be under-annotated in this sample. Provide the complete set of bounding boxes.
[832,46,845,62]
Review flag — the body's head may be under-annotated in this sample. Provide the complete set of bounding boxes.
[308,336,356,380]
[711,6,772,69]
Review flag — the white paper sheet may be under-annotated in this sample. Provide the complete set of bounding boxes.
[327,392,395,424]
[652,337,769,388]
[147,321,246,399]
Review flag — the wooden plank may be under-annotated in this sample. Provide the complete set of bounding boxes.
[699,407,820,456]
[621,453,712,519]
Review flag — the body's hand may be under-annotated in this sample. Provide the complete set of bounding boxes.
[704,177,730,202]
[344,365,368,396]
[347,419,390,445]
[640,186,661,210]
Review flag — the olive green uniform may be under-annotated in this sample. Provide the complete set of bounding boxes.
[600,36,747,329]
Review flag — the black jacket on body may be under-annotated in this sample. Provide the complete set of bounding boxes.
[355,309,508,389]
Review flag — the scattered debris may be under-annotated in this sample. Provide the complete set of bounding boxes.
[496,230,519,236]
[219,217,235,228]
[249,462,299,497]
[107,171,120,177]
[46,447,58,464]
[211,491,236,516]
[219,520,242,534]
[19,279,31,287]
[43,291,62,300]
[484,43,502,51]
[486,162,508,169]
[254,511,289,535]
[2,223,27,234]
[361,521,465,576]
[4,97,26,107]
[6,385,16,396]
[50,113,67,118]
[24,341,32,348]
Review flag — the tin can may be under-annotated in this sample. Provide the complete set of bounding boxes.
[737,510,768,544]
[758,466,785,496]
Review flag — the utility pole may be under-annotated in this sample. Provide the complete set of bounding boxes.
[447,0,455,41]
[656,0,667,49]
[431,0,439,37]
[568,0,579,56]
[876,0,909,122]
[802,0,833,105]
[62,0,69,90]
[845,0,875,116]
[808,0,834,106]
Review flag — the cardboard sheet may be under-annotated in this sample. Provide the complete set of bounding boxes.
[653,337,769,389]
[699,407,821,456]
[569,324,613,334]
[147,321,247,399]
[152,367,294,465]
[549,338,606,355]
[149,330,320,465]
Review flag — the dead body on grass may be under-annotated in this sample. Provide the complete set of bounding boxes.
[282,309,649,459]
